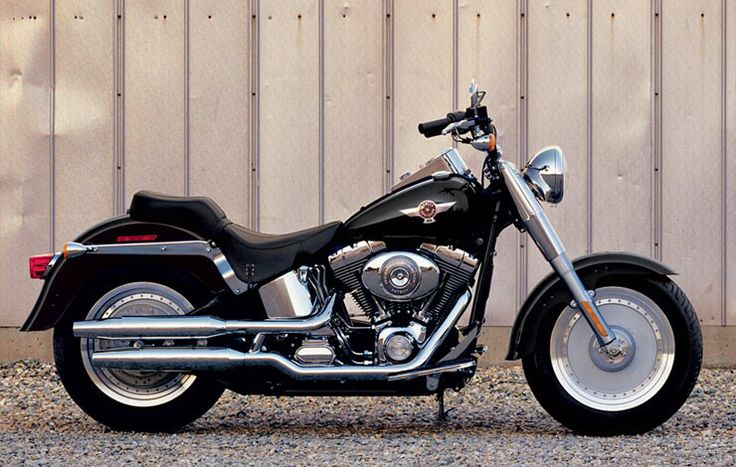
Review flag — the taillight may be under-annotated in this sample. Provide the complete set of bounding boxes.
[29,254,55,279]
[116,234,158,243]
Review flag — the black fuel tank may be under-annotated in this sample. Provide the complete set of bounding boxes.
[343,174,483,245]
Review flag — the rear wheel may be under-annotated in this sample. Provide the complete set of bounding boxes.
[54,281,224,432]
[522,278,701,435]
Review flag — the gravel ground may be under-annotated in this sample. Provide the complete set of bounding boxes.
[0,361,734,466]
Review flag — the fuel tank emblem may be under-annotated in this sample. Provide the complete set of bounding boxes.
[400,200,456,224]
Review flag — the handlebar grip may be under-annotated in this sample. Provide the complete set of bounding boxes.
[417,111,466,138]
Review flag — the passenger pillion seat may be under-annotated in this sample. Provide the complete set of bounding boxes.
[129,191,341,285]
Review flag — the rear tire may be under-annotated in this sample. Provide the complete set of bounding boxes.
[522,277,701,435]
[54,281,224,432]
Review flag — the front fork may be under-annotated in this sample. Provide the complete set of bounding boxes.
[497,159,622,355]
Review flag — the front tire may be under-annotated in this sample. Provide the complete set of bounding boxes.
[522,278,701,435]
[54,281,225,432]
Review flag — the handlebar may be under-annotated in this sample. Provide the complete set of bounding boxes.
[417,111,467,138]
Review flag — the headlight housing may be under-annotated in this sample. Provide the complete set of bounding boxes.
[523,146,566,204]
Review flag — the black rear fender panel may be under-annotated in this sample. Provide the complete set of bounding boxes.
[21,216,229,332]
[505,252,677,360]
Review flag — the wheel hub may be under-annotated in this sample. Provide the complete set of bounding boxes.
[589,326,636,371]
[80,283,197,408]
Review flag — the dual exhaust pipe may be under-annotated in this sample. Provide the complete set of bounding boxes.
[74,295,337,340]
[74,290,473,381]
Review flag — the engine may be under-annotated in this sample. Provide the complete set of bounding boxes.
[328,241,478,363]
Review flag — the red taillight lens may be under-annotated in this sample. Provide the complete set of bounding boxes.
[116,234,158,243]
[29,254,55,279]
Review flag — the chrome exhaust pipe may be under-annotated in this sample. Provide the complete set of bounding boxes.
[74,294,337,340]
[91,290,471,380]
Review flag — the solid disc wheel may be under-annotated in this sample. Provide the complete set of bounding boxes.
[54,281,225,432]
[522,278,702,435]
[549,287,675,412]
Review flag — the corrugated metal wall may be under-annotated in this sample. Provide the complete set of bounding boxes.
[1,0,733,330]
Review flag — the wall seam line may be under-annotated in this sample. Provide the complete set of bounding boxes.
[184,0,190,196]
[318,0,325,224]
[452,0,458,147]
[518,0,528,306]
[654,0,662,262]
[722,0,728,326]
[251,0,260,230]
[649,0,655,259]
[49,0,56,251]
[113,0,119,216]
[586,0,593,254]
[381,0,388,193]
[120,0,126,210]
[387,0,394,189]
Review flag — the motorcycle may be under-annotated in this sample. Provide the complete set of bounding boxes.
[23,82,701,435]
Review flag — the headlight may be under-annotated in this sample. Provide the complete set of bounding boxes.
[522,146,566,204]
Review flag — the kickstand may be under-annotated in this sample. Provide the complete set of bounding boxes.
[436,390,453,421]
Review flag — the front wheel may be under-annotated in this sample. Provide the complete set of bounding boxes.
[522,278,702,435]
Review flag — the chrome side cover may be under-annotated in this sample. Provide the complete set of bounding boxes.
[259,270,315,319]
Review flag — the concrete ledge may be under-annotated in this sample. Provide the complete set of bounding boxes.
[0,328,53,362]
[477,326,736,368]
[3,326,735,368]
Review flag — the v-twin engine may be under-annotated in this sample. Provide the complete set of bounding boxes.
[329,241,478,325]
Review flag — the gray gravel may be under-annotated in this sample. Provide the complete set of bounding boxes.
[0,361,734,466]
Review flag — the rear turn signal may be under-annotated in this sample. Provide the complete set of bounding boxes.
[29,254,54,279]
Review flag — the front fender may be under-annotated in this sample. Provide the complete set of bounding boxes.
[20,216,229,332]
[505,251,676,360]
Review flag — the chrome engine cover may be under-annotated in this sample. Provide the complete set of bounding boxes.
[361,252,440,302]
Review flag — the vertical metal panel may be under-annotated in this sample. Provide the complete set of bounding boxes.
[590,0,653,255]
[188,0,250,225]
[0,1,51,326]
[457,0,519,326]
[525,0,590,291]
[322,0,384,222]
[392,0,454,182]
[662,2,723,325]
[727,0,736,325]
[124,0,186,204]
[54,0,115,246]
[258,0,320,233]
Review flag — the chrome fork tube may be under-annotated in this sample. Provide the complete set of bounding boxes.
[498,159,617,348]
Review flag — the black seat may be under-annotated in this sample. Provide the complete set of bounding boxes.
[129,191,341,284]
[130,191,230,239]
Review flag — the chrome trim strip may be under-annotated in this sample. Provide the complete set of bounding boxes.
[386,360,476,382]
[42,252,63,278]
[74,294,337,340]
[62,240,249,295]
[90,290,472,380]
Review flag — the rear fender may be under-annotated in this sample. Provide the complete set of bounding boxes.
[505,252,676,360]
[21,216,230,331]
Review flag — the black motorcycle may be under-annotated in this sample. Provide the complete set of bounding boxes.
[24,83,701,435]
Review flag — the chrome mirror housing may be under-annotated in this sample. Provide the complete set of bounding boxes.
[523,146,566,204]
